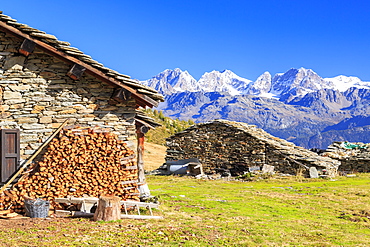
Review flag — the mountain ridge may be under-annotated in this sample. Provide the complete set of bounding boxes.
[142,67,370,100]
[141,68,370,149]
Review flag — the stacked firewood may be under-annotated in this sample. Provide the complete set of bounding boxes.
[0,127,139,213]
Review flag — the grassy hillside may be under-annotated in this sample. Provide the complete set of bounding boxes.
[143,109,195,145]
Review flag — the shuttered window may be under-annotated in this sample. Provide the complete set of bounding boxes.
[0,129,20,183]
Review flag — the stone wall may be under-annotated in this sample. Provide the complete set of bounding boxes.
[0,31,137,159]
[166,120,340,177]
[323,142,370,173]
[338,159,370,173]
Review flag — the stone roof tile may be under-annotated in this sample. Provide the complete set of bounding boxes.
[0,12,164,105]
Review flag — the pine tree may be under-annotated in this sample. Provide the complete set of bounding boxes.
[158,111,165,120]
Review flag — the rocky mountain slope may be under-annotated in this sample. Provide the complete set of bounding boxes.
[141,68,370,149]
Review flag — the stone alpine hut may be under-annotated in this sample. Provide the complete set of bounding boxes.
[166,120,340,177]
[0,11,163,202]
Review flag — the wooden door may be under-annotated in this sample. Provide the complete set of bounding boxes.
[0,129,20,183]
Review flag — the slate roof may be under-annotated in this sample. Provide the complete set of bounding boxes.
[0,11,164,107]
[191,119,341,171]
[324,142,370,161]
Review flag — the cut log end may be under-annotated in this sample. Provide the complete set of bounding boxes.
[93,196,121,221]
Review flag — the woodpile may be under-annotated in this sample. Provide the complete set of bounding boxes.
[0,127,139,213]
[0,209,25,219]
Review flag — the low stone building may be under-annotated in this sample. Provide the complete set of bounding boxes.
[0,12,162,187]
[323,142,370,173]
[165,120,340,177]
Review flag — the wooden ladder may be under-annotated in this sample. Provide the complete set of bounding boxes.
[121,200,162,219]
[55,197,163,219]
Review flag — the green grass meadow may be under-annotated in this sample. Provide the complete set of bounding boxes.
[148,175,370,246]
[1,174,370,246]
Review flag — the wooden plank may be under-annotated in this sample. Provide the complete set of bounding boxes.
[122,166,138,170]
[0,119,69,194]
[67,212,163,219]
[122,186,137,190]
[55,197,98,204]
[0,212,21,219]
[55,198,159,209]
[121,154,136,160]
[121,180,138,185]
[54,210,72,217]
[0,209,11,215]
[121,201,159,209]
[136,126,146,195]
[0,215,29,220]
[120,214,163,220]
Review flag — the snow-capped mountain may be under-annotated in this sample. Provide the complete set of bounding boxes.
[141,68,198,95]
[141,69,252,96]
[324,75,370,92]
[142,67,370,101]
[245,71,272,97]
[141,67,370,149]
[196,70,252,95]
[269,68,333,100]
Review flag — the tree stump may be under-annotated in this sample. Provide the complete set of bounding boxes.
[93,196,121,221]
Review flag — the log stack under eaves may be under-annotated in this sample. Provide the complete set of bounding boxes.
[0,127,139,213]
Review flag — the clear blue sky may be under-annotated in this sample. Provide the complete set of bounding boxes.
[2,0,370,81]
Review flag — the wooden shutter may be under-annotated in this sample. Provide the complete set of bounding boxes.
[0,129,20,183]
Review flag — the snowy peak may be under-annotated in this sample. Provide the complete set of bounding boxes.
[247,71,272,97]
[172,70,200,92]
[269,68,329,98]
[142,69,252,96]
[324,75,370,92]
[197,70,252,95]
[141,68,197,95]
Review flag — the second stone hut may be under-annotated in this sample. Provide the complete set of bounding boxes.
[165,119,340,177]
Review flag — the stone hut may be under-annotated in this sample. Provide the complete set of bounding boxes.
[165,120,340,177]
[323,142,370,173]
[0,12,163,188]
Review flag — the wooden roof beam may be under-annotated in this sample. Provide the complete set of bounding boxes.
[19,38,35,56]
[0,21,157,108]
[67,64,86,80]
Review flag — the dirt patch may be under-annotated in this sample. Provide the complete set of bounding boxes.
[339,210,370,222]
[144,142,166,171]
[0,217,78,231]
